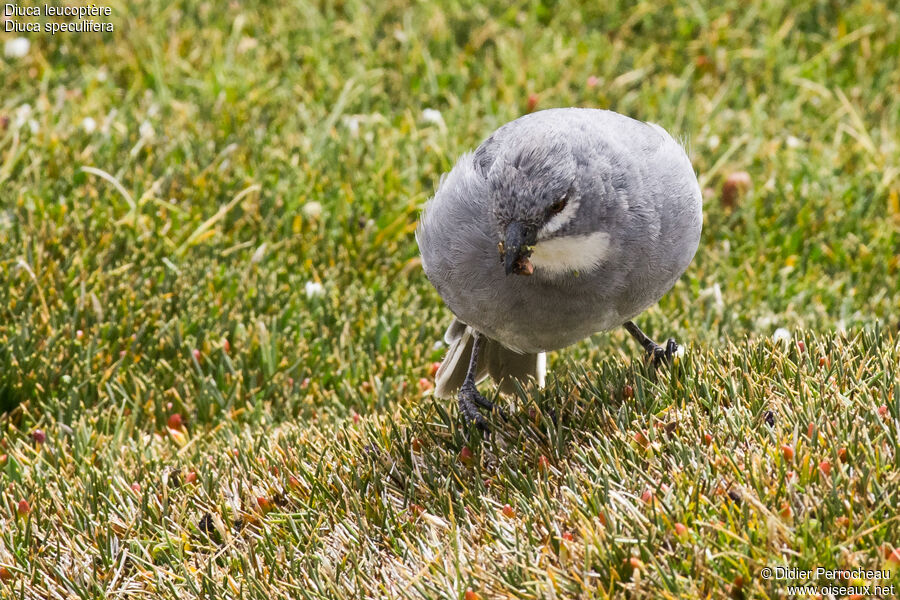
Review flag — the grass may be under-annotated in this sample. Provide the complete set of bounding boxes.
[1,0,899,597]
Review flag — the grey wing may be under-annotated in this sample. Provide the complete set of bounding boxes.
[416,150,497,306]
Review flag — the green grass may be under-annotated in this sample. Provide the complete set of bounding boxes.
[1,0,899,597]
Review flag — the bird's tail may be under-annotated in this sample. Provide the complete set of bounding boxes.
[433,318,546,398]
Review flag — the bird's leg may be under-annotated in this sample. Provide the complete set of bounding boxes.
[623,321,679,366]
[457,332,496,430]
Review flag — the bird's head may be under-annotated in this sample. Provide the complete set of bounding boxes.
[489,141,581,276]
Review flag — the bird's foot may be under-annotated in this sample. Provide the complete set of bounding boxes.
[458,383,490,431]
[624,322,681,368]
[647,338,679,366]
[458,383,506,431]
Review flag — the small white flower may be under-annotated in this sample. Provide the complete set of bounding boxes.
[422,108,444,126]
[305,281,325,299]
[95,68,108,82]
[27,119,38,133]
[707,134,720,150]
[302,201,323,219]
[342,115,360,137]
[139,121,154,139]
[82,117,97,133]
[251,242,267,264]
[786,135,802,148]
[4,37,30,59]
[772,328,791,344]
[432,340,444,350]
[13,104,32,129]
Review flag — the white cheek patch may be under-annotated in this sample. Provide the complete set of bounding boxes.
[538,197,580,238]
[529,231,612,276]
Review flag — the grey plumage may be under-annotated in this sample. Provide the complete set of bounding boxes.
[417,108,702,399]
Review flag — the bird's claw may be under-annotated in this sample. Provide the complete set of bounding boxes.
[458,383,507,431]
[648,338,679,366]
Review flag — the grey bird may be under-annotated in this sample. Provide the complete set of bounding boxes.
[416,108,702,428]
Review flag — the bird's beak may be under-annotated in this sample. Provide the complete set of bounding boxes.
[502,221,536,276]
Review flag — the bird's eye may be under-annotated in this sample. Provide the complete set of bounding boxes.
[548,196,567,215]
